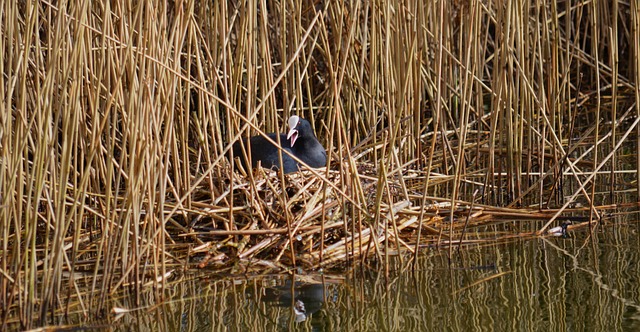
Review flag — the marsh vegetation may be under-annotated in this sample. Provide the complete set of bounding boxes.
[1,0,639,329]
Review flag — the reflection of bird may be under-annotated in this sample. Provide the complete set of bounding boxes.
[263,282,328,322]
[231,116,327,173]
[294,299,306,322]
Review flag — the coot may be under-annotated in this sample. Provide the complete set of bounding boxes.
[231,116,327,173]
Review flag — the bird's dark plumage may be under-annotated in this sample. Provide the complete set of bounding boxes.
[231,116,327,174]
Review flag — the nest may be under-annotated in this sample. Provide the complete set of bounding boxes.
[170,161,593,274]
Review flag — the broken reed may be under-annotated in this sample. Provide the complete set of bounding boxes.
[1,0,638,329]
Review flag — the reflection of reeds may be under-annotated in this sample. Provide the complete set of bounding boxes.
[1,0,638,328]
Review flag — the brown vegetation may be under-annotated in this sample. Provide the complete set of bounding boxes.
[1,0,638,328]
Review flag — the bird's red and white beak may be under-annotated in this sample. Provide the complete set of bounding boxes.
[287,115,300,147]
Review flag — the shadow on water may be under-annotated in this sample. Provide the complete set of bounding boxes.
[102,218,640,332]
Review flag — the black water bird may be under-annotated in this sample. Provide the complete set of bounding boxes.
[231,116,327,173]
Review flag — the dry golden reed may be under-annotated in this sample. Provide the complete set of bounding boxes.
[0,0,638,328]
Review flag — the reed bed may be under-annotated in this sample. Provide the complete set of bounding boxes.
[1,0,639,329]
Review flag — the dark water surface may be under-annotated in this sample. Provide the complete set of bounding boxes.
[107,220,640,331]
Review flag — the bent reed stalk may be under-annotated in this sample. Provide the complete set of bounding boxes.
[1,0,638,329]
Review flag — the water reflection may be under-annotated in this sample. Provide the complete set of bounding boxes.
[261,278,338,328]
[109,222,640,331]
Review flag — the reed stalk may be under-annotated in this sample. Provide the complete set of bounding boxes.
[0,0,638,328]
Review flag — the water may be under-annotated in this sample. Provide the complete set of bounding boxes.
[107,220,640,331]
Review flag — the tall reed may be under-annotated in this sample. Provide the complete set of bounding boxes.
[0,0,637,328]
